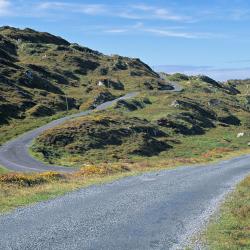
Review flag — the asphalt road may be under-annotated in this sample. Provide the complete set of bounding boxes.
[0,154,249,250]
[0,92,138,172]
[159,73,183,92]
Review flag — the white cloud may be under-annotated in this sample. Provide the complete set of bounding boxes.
[0,0,11,16]
[143,28,198,39]
[153,65,250,81]
[145,27,226,39]
[104,29,128,33]
[104,23,219,39]
[130,4,189,21]
[38,2,106,15]
[117,12,142,20]
[37,2,190,21]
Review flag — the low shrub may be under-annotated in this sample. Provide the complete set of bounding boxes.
[0,171,64,186]
[75,164,130,177]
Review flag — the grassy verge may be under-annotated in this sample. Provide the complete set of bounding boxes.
[1,162,176,214]
[0,109,78,146]
[205,175,250,249]
[0,166,10,174]
[0,167,134,213]
[1,150,250,214]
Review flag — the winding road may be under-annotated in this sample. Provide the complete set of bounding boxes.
[0,155,249,249]
[0,92,138,172]
[0,81,181,173]
[0,82,249,249]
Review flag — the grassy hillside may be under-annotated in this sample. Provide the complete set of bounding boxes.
[0,26,249,167]
[32,74,250,167]
[0,26,161,128]
[32,114,169,165]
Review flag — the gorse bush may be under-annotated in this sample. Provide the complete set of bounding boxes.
[0,171,64,186]
[75,164,130,177]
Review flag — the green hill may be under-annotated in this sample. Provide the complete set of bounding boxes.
[32,73,250,166]
[0,26,161,125]
[1,26,249,166]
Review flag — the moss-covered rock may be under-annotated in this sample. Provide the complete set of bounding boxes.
[218,115,241,126]
[157,113,211,136]
[26,104,54,117]
[115,98,151,111]
[89,91,116,109]
[168,73,189,81]
[32,115,169,162]
[96,78,124,90]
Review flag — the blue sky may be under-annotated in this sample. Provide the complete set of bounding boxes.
[0,0,250,80]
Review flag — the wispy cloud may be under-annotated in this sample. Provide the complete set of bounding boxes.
[104,29,128,34]
[153,65,250,81]
[38,2,107,15]
[36,2,190,22]
[102,23,224,39]
[142,28,200,39]
[148,27,226,39]
[130,4,189,21]
[0,0,11,16]
[0,1,245,41]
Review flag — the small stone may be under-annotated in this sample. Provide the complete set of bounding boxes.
[237,132,244,138]
[171,100,180,108]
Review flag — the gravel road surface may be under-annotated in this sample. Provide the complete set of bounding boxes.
[0,154,249,249]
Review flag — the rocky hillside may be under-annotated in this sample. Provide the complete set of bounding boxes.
[32,73,250,166]
[0,26,161,125]
[32,115,170,164]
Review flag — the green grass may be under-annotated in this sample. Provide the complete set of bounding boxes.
[30,86,250,167]
[205,175,250,250]
[0,109,78,146]
[0,166,9,174]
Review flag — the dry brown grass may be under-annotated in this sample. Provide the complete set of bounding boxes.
[201,148,233,159]
[75,164,130,177]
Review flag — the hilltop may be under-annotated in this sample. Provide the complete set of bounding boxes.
[0,26,161,125]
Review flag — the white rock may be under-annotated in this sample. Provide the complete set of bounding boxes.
[237,132,244,138]
[171,100,180,108]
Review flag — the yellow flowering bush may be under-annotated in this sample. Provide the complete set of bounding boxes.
[76,164,130,177]
[0,171,64,186]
